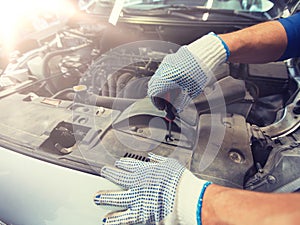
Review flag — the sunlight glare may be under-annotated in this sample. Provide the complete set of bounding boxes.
[0,0,75,52]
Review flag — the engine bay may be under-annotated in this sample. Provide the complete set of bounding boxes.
[1,14,300,193]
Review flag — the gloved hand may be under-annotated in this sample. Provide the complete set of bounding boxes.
[94,153,212,225]
[147,33,230,112]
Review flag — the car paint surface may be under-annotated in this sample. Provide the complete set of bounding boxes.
[0,146,121,225]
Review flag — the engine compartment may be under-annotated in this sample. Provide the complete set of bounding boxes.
[1,14,300,192]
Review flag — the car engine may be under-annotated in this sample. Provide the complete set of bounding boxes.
[0,14,300,193]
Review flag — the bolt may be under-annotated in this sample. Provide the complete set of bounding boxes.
[229,150,244,164]
[267,175,276,184]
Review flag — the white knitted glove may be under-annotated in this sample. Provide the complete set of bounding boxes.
[148,33,229,112]
[94,153,211,225]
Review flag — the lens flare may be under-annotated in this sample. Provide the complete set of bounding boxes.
[0,0,76,53]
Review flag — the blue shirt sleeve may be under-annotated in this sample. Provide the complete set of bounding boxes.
[278,12,300,60]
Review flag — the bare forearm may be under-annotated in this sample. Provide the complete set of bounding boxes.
[219,21,287,63]
[202,184,300,225]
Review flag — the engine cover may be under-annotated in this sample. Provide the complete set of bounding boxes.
[191,114,254,188]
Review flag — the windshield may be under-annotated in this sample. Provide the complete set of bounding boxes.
[81,0,280,15]
[123,0,275,12]
[79,0,293,24]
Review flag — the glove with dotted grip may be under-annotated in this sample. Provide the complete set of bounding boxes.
[94,153,211,225]
[147,33,229,113]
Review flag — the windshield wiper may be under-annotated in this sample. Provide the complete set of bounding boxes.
[122,4,270,22]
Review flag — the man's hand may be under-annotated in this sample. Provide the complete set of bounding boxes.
[94,153,211,225]
[147,33,229,113]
